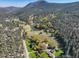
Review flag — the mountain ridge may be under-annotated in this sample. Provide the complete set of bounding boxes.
[11,0,79,21]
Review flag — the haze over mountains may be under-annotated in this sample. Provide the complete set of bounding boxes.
[0,6,20,14]
[0,0,79,15]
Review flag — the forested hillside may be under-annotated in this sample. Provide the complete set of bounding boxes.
[0,0,79,58]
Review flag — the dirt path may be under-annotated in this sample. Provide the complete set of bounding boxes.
[22,40,29,58]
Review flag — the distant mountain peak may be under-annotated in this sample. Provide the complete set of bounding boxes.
[25,0,48,8]
[36,0,47,2]
[35,0,48,4]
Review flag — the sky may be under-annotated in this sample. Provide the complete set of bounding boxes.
[0,0,79,7]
